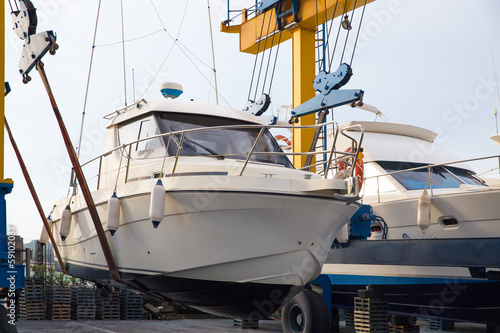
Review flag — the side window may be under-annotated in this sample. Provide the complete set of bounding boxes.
[119,116,164,159]
[363,162,400,196]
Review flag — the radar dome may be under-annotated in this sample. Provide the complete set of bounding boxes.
[160,82,183,99]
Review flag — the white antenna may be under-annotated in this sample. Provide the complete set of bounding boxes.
[132,69,136,102]
[490,44,500,144]
[120,0,127,106]
[207,0,219,105]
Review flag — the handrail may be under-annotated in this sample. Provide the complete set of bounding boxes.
[239,127,265,176]
[79,120,365,189]
[365,155,500,181]
[81,121,343,168]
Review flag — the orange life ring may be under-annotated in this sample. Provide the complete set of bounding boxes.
[274,135,292,151]
[338,147,364,190]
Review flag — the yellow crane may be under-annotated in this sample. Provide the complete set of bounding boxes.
[222,0,374,168]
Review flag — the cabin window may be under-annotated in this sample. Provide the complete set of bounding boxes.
[156,112,294,168]
[118,115,164,159]
[362,162,399,195]
[375,161,485,190]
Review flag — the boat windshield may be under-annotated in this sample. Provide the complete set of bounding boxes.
[376,161,485,190]
[156,113,294,168]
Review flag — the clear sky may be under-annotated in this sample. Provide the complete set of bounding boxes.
[4,0,500,241]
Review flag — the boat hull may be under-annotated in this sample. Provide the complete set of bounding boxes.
[53,176,358,318]
[59,260,295,318]
[366,189,500,240]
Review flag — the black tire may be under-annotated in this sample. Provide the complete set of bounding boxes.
[282,289,330,333]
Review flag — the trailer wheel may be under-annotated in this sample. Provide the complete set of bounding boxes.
[282,289,330,333]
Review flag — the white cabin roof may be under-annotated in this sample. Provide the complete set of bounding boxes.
[338,121,467,167]
[341,121,437,143]
[106,98,266,128]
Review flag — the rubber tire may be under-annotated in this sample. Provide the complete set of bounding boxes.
[282,289,330,333]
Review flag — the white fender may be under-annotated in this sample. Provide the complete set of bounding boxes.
[417,189,431,234]
[107,192,121,236]
[39,216,53,245]
[60,205,72,241]
[150,179,165,228]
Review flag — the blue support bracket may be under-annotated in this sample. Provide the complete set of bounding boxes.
[258,0,281,12]
[258,0,299,29]
[0,181,24,290]
[0,182,14,261]
[291,89,363,117]
[290,63,364,118]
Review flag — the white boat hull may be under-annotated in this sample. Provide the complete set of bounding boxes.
[52,175,358,317]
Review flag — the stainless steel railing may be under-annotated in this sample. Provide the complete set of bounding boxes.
[79,121,364,190]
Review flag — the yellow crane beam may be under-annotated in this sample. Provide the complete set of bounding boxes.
[221,0,375,54]
[291,27,316,168]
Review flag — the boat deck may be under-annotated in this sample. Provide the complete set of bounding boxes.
[14,319,489,332]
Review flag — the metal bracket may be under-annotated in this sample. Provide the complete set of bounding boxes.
[258,0,299,30]
[11,0,58,83]
[290,63,363,118]
[258,0,281,12]
[244,93,271,116]
[4,82,11,97]
[314,63,353,94]
[291,89,363,118]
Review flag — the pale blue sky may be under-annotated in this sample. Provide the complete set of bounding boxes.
[4,0,500,240]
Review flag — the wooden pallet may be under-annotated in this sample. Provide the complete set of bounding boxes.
[71,287,96,319]
[20,287,44,303]
[344,309,355,327]
[96,290,120,320]
[96,310,120,320]
[354,296,388,333]
[389,324,420,333]
[24,278,43,285]
[120,291,143,320]
[47,304,71,321]
[429,319,454,331]
[72,307,96,320]
[19,302,45,320]
[233,318,259,329]
[47,286,72,304]
[355,322,390,333]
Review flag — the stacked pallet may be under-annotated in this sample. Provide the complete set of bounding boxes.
[119,291,143,320]
[344,308,355,327]
[389,315,420,333]
[47,286,72,321]
[96,290,120,320]
[354,295,388,332]
[389,324,420,333]
[19,278,45,320]
[233,318,259,329]
[71,287,96,320]
[429,319,454,331]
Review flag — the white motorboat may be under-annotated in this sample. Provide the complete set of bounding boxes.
[48,90,363,319]
[322,120,500,324]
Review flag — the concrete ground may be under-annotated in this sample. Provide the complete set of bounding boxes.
[13,319,489,333]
